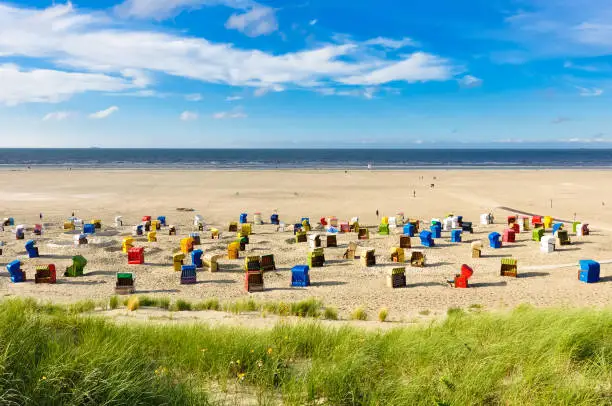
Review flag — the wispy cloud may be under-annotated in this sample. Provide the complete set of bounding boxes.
[213,108,247,119]
[185,93,203,102]
[458,75,483,88]
[363,37,418,49]
[576,86,603,96]
[180,111,199,121]
[309,19,317,26]
[42,111,72,121]
[225,95,243,101]
[225,6,278,37]
[253,85,284,97]
[89,106,119,119]
[552,117,572,124]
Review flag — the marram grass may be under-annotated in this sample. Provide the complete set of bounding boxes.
[0,298,610,405]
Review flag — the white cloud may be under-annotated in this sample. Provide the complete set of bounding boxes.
[0,3,462,103]
[115,0,255,20]
[225,6,278,37]
[576,86,603,96]
[213,109,247,119]
[253,84,284,97]
[458,75,483,88]
[185,93,203,101]
[363,37,418,49]
[0,64,137,105]
[552,117,572,124]
[89,106,119,119]
[225,95,243,101]
[180,111,199,120]
[315,87,378,99]
[309,19,317,26]
[339,52,456,85]
[42,111,71,121]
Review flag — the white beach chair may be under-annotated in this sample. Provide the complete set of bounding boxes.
[540,236,555,253]
[115,216,123,227]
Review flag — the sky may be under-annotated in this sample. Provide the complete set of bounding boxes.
[1,0,612,148]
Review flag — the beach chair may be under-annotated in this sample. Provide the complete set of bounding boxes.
[115,216,123,227]
[151,220,161,231]
[388,217,397,229]
[191,249,204,268]
[471,241,482,258]
[293,223,302,235]
[577,223,590,237]
[395,212,405,226]
[128,247,145,265]
[147,231,157,242]
[169,225,177,236]
[443,217,453,232]
[0,241,4,256]
[308,248,325,268]
[7,260,25,283]
[180,237,194,254]
[237,236,249,251]
[308,234,322,249]
[15,226,24,240]
[358,228,369,240]
[245,271,264,292]
[449,264,473,288]
[350,219,359,233]
[461,222,474,234]
[203,253,220,272]
[65,255,87,277]
[33,224,43,236]
[326,234,338,248]
[25,240,39,259]
[552,223,563,235]
[228,222,238,232]
[540,236,555,253]
[403,223,415,237]
[390,247,405,263]
[73,219,83,229]
[399,235,411,249]
[291,265,310,287]
[91,219,102,230]
[157,216,166,227]
[343,242,358,260]
[500,258,518,277]
[419,231,435,247]
[239,213,248,224]
[532,228,544,242]
[83,223,95,235]
[35,264,56,284]
[329,217,339,227]
[488,232,502,249]
[241,223,253,236]
[451,229,462,243]
[338,222,349,233]
[253,212,263,225]
[387,267,406,288]
[260,254,276,271]
[72,233,87,246]
[410,251,426,267]
[64,221,75,231]
[270,214,280,225]
[244,256,261,272]
[578,260,600,283]
[228,242,240,259]
[360,249,376,267]
[122,237,134,253]
[410,220,420,234]
[509,223,520,234]
[296,231,307,243]
[543,216,553,229]
[507,216,517,226]
[480,213,493,225]
[520,217,530,232]
[115,272,135,294]
[190,233,201,245]
[379,223,390,236]
[301,219,311,232]
[556,230,571,246]
[502,229,515,243]
[180,265,197,285]
[133,224,144,236]
[173,252,185,272]
[194,214,204,229]
[142,215,152,223]
[211,228,220,239]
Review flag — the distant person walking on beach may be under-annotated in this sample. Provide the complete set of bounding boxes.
[376,209,379,218]
[413,190,416,198]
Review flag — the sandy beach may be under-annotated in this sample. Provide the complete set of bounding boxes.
[0,169,610,321]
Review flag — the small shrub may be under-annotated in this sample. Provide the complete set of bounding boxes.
[351,307,368,321]
[419,309,431,316]
[109,296,119,310]
[158,297,171,310]
[68,300,96,314]
[378,308,388,322]
[172,299,192,312]
[291,298,321,318]
[194,298,220,311]
[138,296,158,307]
[323,307,339,320]
[447,307,465,317]
[127,296,140,311]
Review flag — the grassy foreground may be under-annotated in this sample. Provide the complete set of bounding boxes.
[0,299,610,405]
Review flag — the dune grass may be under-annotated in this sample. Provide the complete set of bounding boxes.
[0,298,610,405]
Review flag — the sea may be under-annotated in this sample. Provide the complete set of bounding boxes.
[0,148,611,169]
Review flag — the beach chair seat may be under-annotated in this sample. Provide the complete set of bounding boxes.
[191,249,204,268]
[349,220,359,233]
[157,216,167,227]
[15,226,25,240]
[180,237,194,254]
[133,224,144,236]
[532,228,544,242]
[344,242,358,260]
[253,212,263,225]
[308,248,325,268]
[500,258,518,277]
[128,247,145,265]
[190,233,201,245]
[173,252,185,272]
[115,272,135,294]
[33,224,43,236]
[211,228,220,239]
[260,254,276,271]
[577,223,590,237]
[291,265,310,287]
[488,232,502,249]
[245,271,264,292]
[74,234,88,246]
[270,214,280,225]
[403,223,415,237]
[387,267,406,288]
[358,228,369,240]
[390,247,405,263]
[203,253,220,272]
[295,231,307,243]
[168,226,177,236]
[92,219,102,230]
[430,225,442,239]
[228,222,238,232]
[115,216,123,227]
[556,230,571,246]
[151,220,161,231]
[147,231,157,242]
[471,241,482,258]
[308,234,322,249]
[180,265,197,284]
[25,240,39,258]
[461,222,474,234]
[410,251,425,267]
[360,249,376,267]
[244,256,261,272]
[379,223,390,236]
[35,264,56,284]
[239,213,248,224]
[7,260,25,283]
[325,234,337,248]
[578,260,600,283]
[419,231,435,247]
[451,229,462,243]
[502,229,515,243]
[540,236,555,253]
[480,213,493,225]
[228,242,240,259]
[241,223,252,236]
[122,237,134,253]
[65,255,87,277]
[83,224,96,234]
[449,264,473,288]
[64,221,75,230]
[399,235,411,249]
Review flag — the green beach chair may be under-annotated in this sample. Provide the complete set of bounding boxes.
[65,255,87,277]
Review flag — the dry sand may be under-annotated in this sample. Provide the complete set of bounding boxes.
[0,169,610,322]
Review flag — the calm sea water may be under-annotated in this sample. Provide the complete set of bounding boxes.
[0,149,611,169]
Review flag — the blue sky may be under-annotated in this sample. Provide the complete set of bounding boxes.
[1,0,612,147]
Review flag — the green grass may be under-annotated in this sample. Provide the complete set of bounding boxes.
[378,308,388,322]
[109,295,119,310]
[0,299,610,404]
[171,299,192,312]
[350,306,368,321]
[323,307,339,320]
